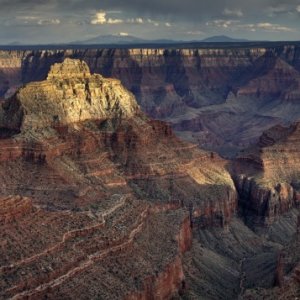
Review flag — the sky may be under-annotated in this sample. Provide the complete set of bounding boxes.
[0,0,300,44]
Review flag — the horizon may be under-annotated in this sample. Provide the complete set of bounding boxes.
[0,35,300,47]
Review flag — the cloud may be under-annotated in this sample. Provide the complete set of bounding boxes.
[91,11,107,24]
[91,10,123,25]
[15,15,61,25]
[2,0,300,22]
[91,12,148,25]
[37,18,60,25]
[237,23,256,32]
[223,8,243,17]
[206,19,239,29]
[0,0,274,23]
[207,19,295,33]
[135,18,143,24]
[147,19,159,26]
[127,18,144,24]
[266,4,297,17]
[17,16,39,21]
[267,5,289,15]
[107,18,123,24]
[186,30,205,35]
[0,0,299,43]
[237,22,294,33]
[256,22,294,32]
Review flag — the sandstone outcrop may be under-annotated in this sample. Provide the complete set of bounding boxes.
[0,58,138,132]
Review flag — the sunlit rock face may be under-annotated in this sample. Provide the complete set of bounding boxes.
[0,58,139,132]
[47,58,92,80]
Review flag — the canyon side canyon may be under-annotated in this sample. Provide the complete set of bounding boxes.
[0,45,299,299]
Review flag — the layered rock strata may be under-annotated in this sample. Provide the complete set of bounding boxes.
[1,45,300,155]
[0,59,237,299]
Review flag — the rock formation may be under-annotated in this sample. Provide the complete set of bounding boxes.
[0,59,237,299]
[233,122,300,225]
[0,58,138,132]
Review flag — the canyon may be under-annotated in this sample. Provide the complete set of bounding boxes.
[0,48,299,299]
[1,44,300,156]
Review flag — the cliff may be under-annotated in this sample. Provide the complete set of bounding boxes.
[233,122,300,225]
[1,45,300,155]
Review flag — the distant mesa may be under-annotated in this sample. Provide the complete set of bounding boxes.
[8,41,22,46]
[1,35,252,47]
[200,35,249,43]
[70,34,177,45]
[69,34,249,45]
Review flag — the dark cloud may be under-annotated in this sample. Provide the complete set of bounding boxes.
[1,0,299,20]
[0,0,281,17]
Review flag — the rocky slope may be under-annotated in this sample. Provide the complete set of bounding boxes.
[183,209,300,299]
[242,221,300,299]
[1,45,300,155]
[0,59,237,299]
[179,110,300,299]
